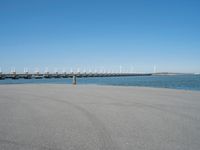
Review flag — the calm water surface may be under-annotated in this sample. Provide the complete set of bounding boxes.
[0,75,200,91]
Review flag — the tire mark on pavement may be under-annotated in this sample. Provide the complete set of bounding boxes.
[9,91,118,150]
[0,139,60,150]
[40,95,117,150]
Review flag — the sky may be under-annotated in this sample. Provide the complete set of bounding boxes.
[0,0,200,73]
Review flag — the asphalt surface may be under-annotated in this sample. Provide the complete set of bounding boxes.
[0,84,200,150]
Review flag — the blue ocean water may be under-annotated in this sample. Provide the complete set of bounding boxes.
[0,75,200,91]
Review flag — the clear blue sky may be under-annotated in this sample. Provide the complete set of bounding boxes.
[0,0,200,73]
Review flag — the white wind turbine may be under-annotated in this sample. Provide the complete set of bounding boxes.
[11,67,16,74]
[24,67,29,74]
[89,68,92,74]
[45,67,49,74]
[131,66,134,73]
[154,65,157,73]
[35,67,39,74]
[54,68,58,74]
[94,68,97,74]
[77,68,80,74]
[62,68,66,74]
[119,65,122,73]
[83,68,86,74]
[70,68,73,74]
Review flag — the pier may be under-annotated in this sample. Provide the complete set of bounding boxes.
[0,71,152,84]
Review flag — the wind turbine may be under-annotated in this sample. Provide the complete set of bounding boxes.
[154,65,157,73]
[89,68,92,74]
[131,66,134,73]
[62,68,66,74]
[54,68,58,74]
[44,67,49,75]
[100,68,103,74]
[94,69,97,74]
[24,67,29,74]
[77,68,80,74]
[120,65,122,73]
[83,68,86,74]
[11,67,16,74]
[70,68,73,74]
[35,67,39,75]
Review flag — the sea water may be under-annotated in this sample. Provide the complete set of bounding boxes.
[0,75,200,91]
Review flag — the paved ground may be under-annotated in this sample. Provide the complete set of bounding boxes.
[0,84,200,150]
